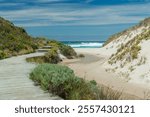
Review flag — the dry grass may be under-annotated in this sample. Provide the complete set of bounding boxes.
[97,86,122,100]
[108,29,150,67]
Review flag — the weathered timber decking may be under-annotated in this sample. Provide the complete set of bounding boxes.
[0,52,61,100]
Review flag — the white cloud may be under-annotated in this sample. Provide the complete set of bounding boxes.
[36,0,68,3]
[85,0,94,3]
[0,2,149,27]
[0,3,20,6]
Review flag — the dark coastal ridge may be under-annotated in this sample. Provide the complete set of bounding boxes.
[0,17,77,60]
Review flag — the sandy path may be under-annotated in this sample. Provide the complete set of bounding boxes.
[66,48,150,99]
[0,52,61,100]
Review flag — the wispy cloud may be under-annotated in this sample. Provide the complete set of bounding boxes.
[85,0,94,3]
[0,0,150,27]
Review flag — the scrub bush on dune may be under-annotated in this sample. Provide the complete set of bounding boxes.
[30,64,121,100]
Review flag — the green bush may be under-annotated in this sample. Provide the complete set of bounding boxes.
[44,48,61,63]
[0,17,77,60]
[59,45,77,59]
[0,50,7,59]
[0,17,38,59]
[26,48,61,64]
[30,64,121,100]
[47,40,77,59]
[30,64,99,99]
[78,54,85,58]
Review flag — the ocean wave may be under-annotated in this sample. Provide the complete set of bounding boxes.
[69,42,104,48]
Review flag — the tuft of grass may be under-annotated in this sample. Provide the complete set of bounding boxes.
[26,56,45,64]
[98,86,122,100]
[129,66,134,72]
[78,54,85,58]
[137,57,146,66]
[30,64,121,100]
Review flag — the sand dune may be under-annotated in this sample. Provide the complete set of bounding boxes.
[65,48,150,99]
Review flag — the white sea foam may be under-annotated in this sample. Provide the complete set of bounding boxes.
[69,42,104,48]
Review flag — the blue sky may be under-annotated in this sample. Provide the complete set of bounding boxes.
[0,0,150,41]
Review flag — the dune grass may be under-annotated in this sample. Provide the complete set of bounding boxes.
[103,17,150,47]
[108,29,150,66]
[30,64,121,100]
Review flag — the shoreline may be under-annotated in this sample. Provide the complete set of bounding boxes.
[64,48,150,99]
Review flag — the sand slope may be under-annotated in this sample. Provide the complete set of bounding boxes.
[102,22,150,86]
[66,48,150,99]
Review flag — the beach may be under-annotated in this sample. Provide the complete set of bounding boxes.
[64,48,150,99]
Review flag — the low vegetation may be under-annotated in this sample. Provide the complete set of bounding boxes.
[108,28,150,66]
[78,54,85,58]
[0,17,39,59]
[26,42,77,64]
[26,48,61,64]
[30,64,121,100]
[47,40,77,59]
[0,17,122,100]
[103,17,150,46]
[0,17,77,60]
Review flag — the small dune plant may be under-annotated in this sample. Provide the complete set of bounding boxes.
[78,54,85,58]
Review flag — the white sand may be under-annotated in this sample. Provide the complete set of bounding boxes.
[65,48,150,99]
[101,25,150,87]
[102,26,148,56]
[129,39,150,85]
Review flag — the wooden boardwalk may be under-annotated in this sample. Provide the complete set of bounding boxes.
[0,52,61,100]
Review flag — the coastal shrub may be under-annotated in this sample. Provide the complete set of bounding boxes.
[44,48,61,63]
[0,50,7,59]
[59,45,77,59]
[78,54,85,58]
[47,40,77,59]
[26,48,61,64]
[30,64,121,100]
[0,17,38,59]
[0,17,77,60]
